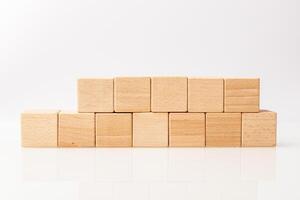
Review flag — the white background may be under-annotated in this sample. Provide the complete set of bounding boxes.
[0,0,300,199]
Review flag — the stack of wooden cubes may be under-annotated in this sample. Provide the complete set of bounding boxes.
[21,77,277,148]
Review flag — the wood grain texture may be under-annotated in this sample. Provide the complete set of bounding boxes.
[114,77,150,112]
[21,110,59,147]
[188,78,223,112]
[151,77,187,112]
[242,111,277,147]
[58,112,95,147]
[224,78,260,112]
[169,113,205,147]
[96,113,132,147]
[133,113,168,147]
[78,78,113,112]
[206,113,241,147]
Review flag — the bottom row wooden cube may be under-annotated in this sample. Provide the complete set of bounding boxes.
[242,111,277,147]
[133,113,168,147]
[169,113,205,147]
[21,110,59,147]
[58,111,95,147]
[96,113,132,147]
[206,113,241,147]
[21,110,277,147]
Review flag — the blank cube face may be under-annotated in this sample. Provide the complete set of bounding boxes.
[78,78,113,112]
[188,78,223,112]
[58,112,95,147]
[242,111,277,147]
[96,113,132,147]
[224,78,260,112]
[169,113,205,147]
[206,113,241,147]
[114,77,150,112]
[21,110,59,147]
[133,113,168,147]
[151,77,187,112]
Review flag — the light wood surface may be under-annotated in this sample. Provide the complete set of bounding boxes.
[206,113,241,147]
[21,110,59,147]
[114,77,150,112]
[242,110,277,147]
[188,78,223,112]
[96,113,132,147]
[78,78,113,112]
[151,77,187,112]
[169,113,205,147]
[133,113,168,147]
[58,112,95,147]
[224,78,259,112]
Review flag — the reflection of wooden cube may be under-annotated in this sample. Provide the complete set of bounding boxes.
[133,113,168,147]
[206,113,241,147]
[242,111,277,147]
[96,113,132,147]
[224,78,259,112]
[78,78,113,112]
[114,77,150,112]
[151,77,187,112]
[188,78,223,112]
[58,112,95,147]
[169,113,205,147]
[21,110,59,147]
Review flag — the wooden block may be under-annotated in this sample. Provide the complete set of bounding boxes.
[242,111,277,147]
[151,77,187,112]
[206,113,241,147]
[224,78,260,112]
[21,110,59,147]
[169,113,205,147]
[96,113,132,147]
[133,113,168,147]
[78,78,113,112]
[114,77,150,112]
[58,112,95,147]
[188,78,223,112]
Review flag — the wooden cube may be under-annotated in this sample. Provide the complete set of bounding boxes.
[133,113,168,147]
[242,111,277,147]
[188,78,223,112]
[169,113,205,147]
[78,78,113,112]
[224,78,260,112]
[114,77,150,112]
[151,77,187,112]
[58,112,95,147]
[206,113,241,147]
[21,110,59,147]
[96,113,132,147]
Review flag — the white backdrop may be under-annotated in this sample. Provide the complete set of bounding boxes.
[0,0,299,132]
[1,1,300,200]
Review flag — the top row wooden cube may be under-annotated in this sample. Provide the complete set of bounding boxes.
[151,77,187,112]
[224,78,260,112]
[114,77,151,112]
[188,78,223,112]
[78,77,260,113]
[78,78,114,112]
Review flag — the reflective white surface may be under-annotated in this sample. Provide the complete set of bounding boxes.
[1,122,300,200]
